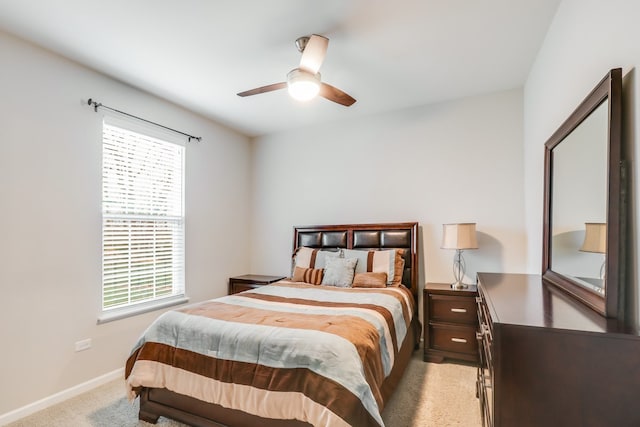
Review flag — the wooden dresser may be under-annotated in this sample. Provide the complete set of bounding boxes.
[476,272,640,427]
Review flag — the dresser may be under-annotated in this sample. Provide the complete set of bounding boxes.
[423,283,478,363]
[476,272,640,427]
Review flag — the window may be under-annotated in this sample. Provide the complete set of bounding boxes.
[101,119,185,312]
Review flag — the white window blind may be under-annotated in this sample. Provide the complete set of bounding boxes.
[102,121,185,311]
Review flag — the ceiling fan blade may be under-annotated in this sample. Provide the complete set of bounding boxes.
[299,34,329,74]
[319,83,356,106]
[237,82,287,97]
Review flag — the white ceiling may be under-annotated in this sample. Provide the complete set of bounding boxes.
[0,0,560,137]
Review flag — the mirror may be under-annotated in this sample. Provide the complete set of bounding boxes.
[551,101,608,293]
[542,68,624,319]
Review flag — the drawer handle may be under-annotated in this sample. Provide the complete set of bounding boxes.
[451,337,467,343]
[482,324,493,340]
[451,308,467,313]
[482,375,493,389]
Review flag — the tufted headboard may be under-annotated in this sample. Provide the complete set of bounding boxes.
[293,222,419,306]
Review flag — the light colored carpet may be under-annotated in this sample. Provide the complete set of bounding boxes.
[7,351,481,427]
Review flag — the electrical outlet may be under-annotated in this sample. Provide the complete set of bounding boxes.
[75,338,92,352]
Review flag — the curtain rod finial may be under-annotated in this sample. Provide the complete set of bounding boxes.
[87,98,101,112]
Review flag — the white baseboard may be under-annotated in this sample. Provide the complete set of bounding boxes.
[0,368,124,426]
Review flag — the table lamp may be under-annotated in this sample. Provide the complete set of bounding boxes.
[441,223,478,289]
[579,222,606,279]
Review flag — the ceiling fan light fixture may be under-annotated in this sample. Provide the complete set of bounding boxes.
[238,35,355,106]
[287,68,320,102]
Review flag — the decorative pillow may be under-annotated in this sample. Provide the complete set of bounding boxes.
[293,247,406,286]
[292,267,324,285]
[390,249,405,287]
[321,256,358,287]
[293,247,338,269]
[342,249,401,285]
[340,249,372,275]
[352,272,387,288]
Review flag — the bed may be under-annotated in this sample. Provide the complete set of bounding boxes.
[125,222,421,427]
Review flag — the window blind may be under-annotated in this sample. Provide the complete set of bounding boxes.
[102,122,185,311]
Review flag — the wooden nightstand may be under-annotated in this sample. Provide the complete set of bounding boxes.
[228,274,287,295]
[423,282,479,363]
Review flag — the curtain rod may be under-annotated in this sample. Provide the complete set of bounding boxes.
[87,98,202,142]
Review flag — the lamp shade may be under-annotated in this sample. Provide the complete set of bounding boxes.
[441,223,478,250]
[579,222,606,254]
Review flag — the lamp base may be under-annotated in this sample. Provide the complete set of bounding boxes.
[450,281,469,290]
[450,249,469,290]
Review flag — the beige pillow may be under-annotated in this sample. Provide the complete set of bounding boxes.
[293,247,337,269]
[292,266,324,285]
[342,248,403,285]
[352,272,388,288]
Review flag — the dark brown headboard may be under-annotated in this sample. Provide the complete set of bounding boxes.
[293,222,419,305]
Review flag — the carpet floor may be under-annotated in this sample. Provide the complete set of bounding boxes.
[7,350,481,427]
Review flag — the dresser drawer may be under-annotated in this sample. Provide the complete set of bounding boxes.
[430,294,477,323]
[429,323,479,355]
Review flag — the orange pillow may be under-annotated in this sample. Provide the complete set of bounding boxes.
[292,266,324,285]
[390,249,405,287]
[352,272,387,288]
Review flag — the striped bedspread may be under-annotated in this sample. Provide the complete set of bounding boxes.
[125,281,415,427]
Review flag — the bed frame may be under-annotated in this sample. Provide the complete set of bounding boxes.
[138,222,421,427]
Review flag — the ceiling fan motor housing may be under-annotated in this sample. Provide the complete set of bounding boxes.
[295,36,310,53]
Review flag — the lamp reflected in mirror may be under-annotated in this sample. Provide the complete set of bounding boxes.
[579,222,607,282]
[441,223,478,289]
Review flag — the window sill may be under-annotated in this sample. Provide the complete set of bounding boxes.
[97,295,189,324]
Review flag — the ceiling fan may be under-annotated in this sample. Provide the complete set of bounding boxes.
[237,34,356,107]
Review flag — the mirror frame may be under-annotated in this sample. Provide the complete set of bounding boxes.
[542,68,623,319]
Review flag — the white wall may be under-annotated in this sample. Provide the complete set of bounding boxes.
[250,89,527,313]
[0,30,252,416]
[524,0,640,327]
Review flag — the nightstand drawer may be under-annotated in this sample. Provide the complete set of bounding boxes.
[430,294,477,323]
[429,324,478,355]
[228,274,287,295]
[231,283,263,294]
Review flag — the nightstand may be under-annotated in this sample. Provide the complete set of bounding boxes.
[228,274,287,295]
[423,282,479,363]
